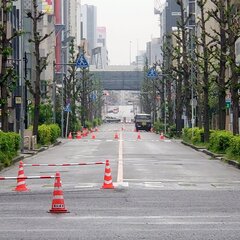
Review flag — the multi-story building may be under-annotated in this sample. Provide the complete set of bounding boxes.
[81,4,97,59]
[0,2,21,131]
[146,38,162,66]
[135,50,146,68]
[94,26,109,69]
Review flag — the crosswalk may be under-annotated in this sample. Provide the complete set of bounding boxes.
[74,139,172,143]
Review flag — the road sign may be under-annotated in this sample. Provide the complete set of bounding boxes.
[76,54,89,69]
[147,68,158,78]
[64,104,71,112]
[226,99,231,109]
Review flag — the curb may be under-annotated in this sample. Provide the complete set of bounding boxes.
[13,140,62,162]
[181,140,240,169]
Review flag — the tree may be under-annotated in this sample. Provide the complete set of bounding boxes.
[140,59,155,115]
[225,0,240,134]
[208,0,228,130]
[0,0,21,132]
[25,0,53,138]
[171,27,185,136]
[196,0,215,142]
[175,0,191,126]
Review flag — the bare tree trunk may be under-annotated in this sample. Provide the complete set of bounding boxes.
[0,1,9,132]
[229,39,239,135]
[227,0,239,135]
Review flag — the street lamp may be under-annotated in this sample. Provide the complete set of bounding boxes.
[186,26,195,136]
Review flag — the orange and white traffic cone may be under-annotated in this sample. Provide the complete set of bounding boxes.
[114,132,119,139]
[76,131,82,139]
[49,172,68,213]
[68,132,73,139]
[160,132,165,140]
[137,132,141,140]
[14,161,29,192]
[102,160,114,189]
[92,132,96,139]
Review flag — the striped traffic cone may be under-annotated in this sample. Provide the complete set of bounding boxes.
[102,160,114,189]
[91,132,96,139]
[68,132,73,139]
[114,132,119,139]
[160,132,165,140]
[49,172,68,213]
[14,161,29,192]
[76,131,82,139]
[137,132,141,140]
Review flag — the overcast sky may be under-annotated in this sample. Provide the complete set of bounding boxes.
[81,0,161,65]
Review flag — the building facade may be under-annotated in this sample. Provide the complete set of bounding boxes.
[81,4,97,58]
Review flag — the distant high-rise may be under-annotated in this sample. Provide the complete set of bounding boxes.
[146,38,162,66]
[94,27,109,69]
[162,0,181,36]
[81,4,97,56]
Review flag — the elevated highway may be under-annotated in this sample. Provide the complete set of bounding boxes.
[91,65,144,91]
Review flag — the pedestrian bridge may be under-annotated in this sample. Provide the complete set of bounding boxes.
[91,66,144,91]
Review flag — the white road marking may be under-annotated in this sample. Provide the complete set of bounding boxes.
[117,132,123,183]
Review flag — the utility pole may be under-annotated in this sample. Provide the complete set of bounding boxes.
[20,0,25,153]
[52,61,56,123]
[23,52,28,129]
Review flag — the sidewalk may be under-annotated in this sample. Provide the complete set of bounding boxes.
[182,141,240,170]
[13,139,63,164]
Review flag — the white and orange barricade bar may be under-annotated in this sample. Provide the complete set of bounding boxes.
[0,175,57,180]
[23,161,105,167]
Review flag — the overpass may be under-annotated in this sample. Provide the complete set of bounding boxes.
[91,65,144,91]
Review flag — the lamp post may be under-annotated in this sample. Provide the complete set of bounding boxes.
[186,26,195,137]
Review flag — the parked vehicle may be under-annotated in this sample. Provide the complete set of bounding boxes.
[103,116,121,123]
[134,113,152,131]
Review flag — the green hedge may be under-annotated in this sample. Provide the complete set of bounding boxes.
[0,131,20,167]
[38,124,60,145]
[153,121,164,134]
[182,127,204,144]
[208,130,233,154]
[93,118,102,127]
[226,136,240,161]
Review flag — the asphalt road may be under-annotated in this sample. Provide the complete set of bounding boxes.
[1,123,240,240]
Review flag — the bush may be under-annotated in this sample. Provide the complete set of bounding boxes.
[182,127,204,144]
[38,124,52,145]
[48,124,61,143]
[85,121,93,130]
[226,136,240,161]
[153,121,164,134]
[167,125,177,138]
[0,132,20,167]
[208,130,233,154]
[93,118,102,127]
[38,124,61,145]
[191,128,204,144]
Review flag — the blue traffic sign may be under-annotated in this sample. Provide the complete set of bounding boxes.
[64,103,71,112]
[76,54,89,69]
[147,68,158,78]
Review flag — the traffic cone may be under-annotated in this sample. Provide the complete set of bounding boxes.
[114,132,119,139]
[68,132,73,139]
[91,132,96,139]
[137,132,141,140]
[49,172,68,213]
[14,161,29,192]
[160,132,165,140]
[76,131,82,139]
[102,160,114,189]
